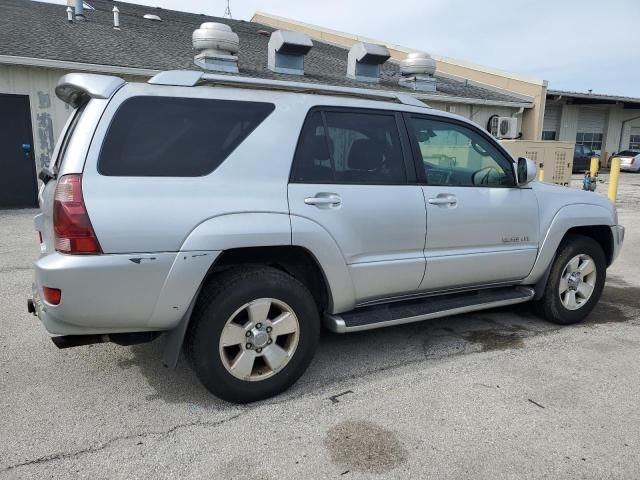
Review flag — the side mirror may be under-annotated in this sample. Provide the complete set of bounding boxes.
[517,157,537,186]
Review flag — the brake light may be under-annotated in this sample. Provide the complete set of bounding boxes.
[53,174,102,254]
[42,287,61,305]
[632,158,636,165]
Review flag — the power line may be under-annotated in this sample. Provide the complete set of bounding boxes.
[223,0,232,19]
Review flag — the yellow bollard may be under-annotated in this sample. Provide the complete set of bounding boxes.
[590,157,599,177]
[537,167,544,182]
[608,157,621,203]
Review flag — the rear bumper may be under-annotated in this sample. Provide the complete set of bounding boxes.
[611,225,625,264]
[619,164,640,172]
[31,250,219,336]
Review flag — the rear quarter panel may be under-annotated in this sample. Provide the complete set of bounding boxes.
[81,84,304,254]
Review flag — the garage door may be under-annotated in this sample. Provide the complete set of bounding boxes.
[576,108,607,151]
[0,94,38,207]
[542,104,561,140]
[630,127,640,150]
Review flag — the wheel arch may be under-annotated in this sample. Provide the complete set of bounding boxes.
[209,245,332,312]
[524,203,615,290]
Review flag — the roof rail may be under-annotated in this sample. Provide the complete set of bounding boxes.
[148,70,430,108]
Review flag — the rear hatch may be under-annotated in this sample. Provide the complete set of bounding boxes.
[35,73,125,256]
[36,106,85,256]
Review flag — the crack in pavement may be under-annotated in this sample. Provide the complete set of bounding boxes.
[1,411,245,473]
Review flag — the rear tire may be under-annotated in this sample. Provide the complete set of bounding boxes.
[535,234,606,325]
[186,266,320,403]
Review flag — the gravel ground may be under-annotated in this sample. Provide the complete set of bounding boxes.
[1,173,639,479]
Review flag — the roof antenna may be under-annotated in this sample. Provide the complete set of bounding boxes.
[223,0,232,19]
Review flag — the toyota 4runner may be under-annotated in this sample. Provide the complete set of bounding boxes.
[29,71,625,403]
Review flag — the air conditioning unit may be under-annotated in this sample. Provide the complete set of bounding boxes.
[490,116,519,139]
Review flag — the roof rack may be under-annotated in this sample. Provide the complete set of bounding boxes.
[148,70,430,108]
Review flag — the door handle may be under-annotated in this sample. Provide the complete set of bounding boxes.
[304,194,342,207]
[428,195,457,207]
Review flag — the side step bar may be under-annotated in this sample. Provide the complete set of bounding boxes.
[324,286,535,333]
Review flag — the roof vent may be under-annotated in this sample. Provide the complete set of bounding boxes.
[347,42,390,83]
[143,14,162,21]
[74,0,85,21]
[399,52,437,92]
[193,22,240,73]
[268,30,313,76]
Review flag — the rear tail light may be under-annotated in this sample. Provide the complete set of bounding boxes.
[42,287,62,305]
[631,158,636,165]
[53,174,102,254]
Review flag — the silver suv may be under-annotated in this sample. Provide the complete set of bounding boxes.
[30,71,625,403]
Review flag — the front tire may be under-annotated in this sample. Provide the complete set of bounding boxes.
[535,234,606,325]
[186,266,320,403]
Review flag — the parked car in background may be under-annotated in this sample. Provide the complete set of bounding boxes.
[614,150,640,172]
[573,144,599,172]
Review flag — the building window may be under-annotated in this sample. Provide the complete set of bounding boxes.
[630,132,640,150]
[575,132,603,152]
[541,131,557,141]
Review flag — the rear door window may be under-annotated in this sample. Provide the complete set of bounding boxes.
[98,96,274,176]
[291,108,407,185]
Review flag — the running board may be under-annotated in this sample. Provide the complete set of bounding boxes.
[324,286,535,333]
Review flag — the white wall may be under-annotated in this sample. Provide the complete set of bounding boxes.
[553,101,640,156]
[604,109,640,153]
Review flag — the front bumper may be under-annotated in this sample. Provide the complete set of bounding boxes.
[611,225,625,264]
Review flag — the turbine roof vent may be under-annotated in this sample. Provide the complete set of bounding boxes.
[347,42,390,83]
[399,52,437,92]
[193,22,240,73]
[268,30,313,76]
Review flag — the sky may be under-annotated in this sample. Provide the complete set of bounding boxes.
[43,0,640,96]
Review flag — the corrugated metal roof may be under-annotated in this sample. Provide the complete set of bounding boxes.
[548,89,640,105]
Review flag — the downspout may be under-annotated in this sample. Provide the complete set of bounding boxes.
[618,115,640,152]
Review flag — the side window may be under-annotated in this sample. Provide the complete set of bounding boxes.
[291,109,406,185]
[575,145,583,156]
[407,116,515,187]
[99,97,274,177]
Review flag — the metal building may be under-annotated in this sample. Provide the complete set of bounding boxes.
[543,90,640,159]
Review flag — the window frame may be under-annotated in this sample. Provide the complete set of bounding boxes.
[97,95,275,178]
[402,113,518,188]
[289,106,417,185]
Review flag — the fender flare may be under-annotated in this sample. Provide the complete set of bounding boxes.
[523,203,614,287]
[161,212,355,367]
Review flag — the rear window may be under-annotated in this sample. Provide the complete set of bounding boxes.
[98,96,275,176]
[617,150,639,157]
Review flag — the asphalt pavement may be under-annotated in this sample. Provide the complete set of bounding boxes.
[1,173,639,479]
